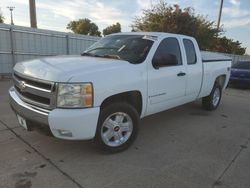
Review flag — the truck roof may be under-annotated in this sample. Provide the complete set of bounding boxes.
[110,32,194,40]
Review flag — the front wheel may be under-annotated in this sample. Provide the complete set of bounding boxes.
[94,103,139,153]
[202,82,222,111]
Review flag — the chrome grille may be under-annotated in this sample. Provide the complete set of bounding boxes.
[13,72,56,110]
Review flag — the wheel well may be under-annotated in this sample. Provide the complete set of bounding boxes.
[216,75,226,88]
[100,91,143,116]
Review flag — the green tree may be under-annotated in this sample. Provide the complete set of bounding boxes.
[67,18,101,36]
[103,22,121,36]
[0,15,3,23]
[132,1,246,55]
[216,37,246,55]
[0,9,4,23]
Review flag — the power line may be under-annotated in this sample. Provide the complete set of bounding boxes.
[7,6,15,25]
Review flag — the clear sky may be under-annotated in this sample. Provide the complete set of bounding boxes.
[1,0,250,54]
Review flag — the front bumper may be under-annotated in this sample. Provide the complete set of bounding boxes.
[9,87,100,140]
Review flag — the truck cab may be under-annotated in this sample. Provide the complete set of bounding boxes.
[146,34,203,115]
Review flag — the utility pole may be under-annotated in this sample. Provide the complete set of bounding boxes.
[7,6,15,25]
[217,0,224,30]
[29,0,37,28]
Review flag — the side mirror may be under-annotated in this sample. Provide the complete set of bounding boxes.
[153,53,178,69]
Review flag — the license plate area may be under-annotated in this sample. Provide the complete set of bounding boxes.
[17,114,28,130]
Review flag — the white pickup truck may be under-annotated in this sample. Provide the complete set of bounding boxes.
[9,32,231,152]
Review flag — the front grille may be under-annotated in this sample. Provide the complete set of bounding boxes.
[14,73,52,90]
[13,72,56,109]
[15,86,50,105]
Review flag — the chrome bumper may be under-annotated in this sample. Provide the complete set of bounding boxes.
[9,87,50,125]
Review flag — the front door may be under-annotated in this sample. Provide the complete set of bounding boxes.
[147,37,187,115]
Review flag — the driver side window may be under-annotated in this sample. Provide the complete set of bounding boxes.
[153,37,182,68]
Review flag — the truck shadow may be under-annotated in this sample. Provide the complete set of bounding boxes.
[18,99,214,157]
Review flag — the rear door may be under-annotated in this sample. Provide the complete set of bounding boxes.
[183,38,203,100]
[147,37,187,115]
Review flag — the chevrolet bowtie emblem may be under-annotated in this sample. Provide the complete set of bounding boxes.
[19,81,26,92]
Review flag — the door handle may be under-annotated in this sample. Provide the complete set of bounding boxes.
[177,72,186,77]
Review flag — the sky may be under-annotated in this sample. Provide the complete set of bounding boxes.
[1,0,250,54]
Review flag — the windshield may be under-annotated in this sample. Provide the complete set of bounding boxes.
[83,35,154,64]
[232,61,250,70]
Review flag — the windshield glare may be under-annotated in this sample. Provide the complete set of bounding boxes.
[84,35,154,64]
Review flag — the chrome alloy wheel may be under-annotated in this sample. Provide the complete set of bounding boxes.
[212,88,221,107]
[101,112,133,147]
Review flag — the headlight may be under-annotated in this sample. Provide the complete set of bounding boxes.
[57,83,93,108]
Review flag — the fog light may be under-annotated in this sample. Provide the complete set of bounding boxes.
[58,130,73,137]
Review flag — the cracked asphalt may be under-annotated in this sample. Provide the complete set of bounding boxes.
[0,79,250,188]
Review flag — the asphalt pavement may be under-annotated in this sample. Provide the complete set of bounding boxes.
[0,79,250,188]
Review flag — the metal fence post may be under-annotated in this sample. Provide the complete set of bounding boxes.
[9,26,16,67]
[66,34,70,55]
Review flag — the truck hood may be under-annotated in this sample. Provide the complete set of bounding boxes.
[14,55,130,82]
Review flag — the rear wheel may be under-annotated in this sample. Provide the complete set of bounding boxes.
[202,82,222,111]
[95,102,139,153]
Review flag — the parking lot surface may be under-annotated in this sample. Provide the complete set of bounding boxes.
[0,79,250,188]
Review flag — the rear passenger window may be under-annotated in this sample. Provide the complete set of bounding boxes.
[183,39,197,65]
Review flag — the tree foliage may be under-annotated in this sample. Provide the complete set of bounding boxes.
[0,16,3,23]
[103,22,121,36]
[0,9,4,23]
[215,37,246,55]
[67,18,101,36]
[132,1,246,55]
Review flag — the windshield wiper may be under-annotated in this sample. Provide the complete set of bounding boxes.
[82,52,121,60]
[81,52,102,57]
[103,54,121,60]
[87,47,119,53]
[81,52,123,61]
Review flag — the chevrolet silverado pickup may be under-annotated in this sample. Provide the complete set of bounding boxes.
[9,32,232,152]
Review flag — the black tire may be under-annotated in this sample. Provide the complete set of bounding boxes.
[94,102,139,153]
[202,82,222,111]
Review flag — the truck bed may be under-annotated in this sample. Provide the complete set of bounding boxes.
[201,51,232,63]
[198,52,232,99]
